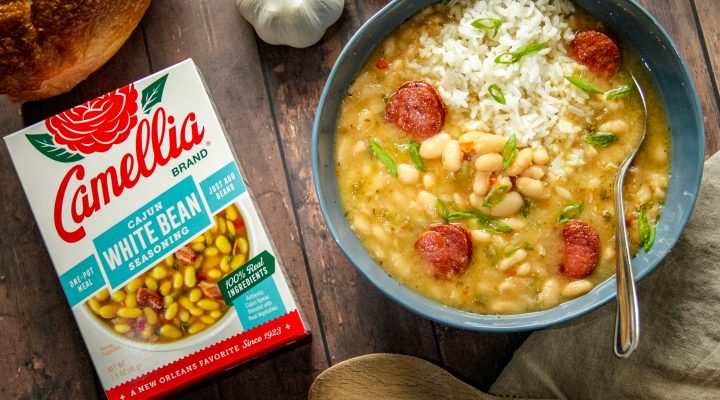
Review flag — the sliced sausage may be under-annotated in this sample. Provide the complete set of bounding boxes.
[415,223,472,280]
[570,30,621,79]
[385,81,446,139]
[560,221,600,279]
[136,288,163,310]
[199,281,222,299]
[174,245,196,264]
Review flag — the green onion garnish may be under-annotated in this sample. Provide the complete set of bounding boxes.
[521,197,531,218]
[502,134,517,169]
[582,132,619,147]
[505,243,534,257]
[471,18,502,37]
[369,139,397,177]
[408,141,424,171]
[482,185,509,208]
[434,198,512,234]
[495,43,547,64]
[488,84,506,105]
[559,202,584,223]
[638,203,656,252]
[565,76,604,94]
[605,85,631,100]
[436,198,451,223]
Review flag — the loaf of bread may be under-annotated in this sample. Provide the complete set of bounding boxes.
[0,0,151,102]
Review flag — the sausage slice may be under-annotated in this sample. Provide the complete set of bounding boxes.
[560,221,600,279]
[570,30,621,79]
[385,81,446,139]
[415,223,472,280]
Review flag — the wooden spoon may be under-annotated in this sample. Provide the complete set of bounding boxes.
[309,353,525,400]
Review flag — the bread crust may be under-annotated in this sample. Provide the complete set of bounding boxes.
[0,0,152,102]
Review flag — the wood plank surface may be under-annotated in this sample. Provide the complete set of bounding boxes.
[0,0,718,399]
[634,0,720,158]
[693,0,720,139]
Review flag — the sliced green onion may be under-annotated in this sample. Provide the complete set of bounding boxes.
[494,43,547,64]
[565,76,604,94]
[521,197,531,218]
[502,134,517,169]
[434,199,512,234]
[408,141,424,171]
[505,243,534,257]
[559,202,584,223]
[381,94,390,104]
[477,215,513,234]
[482,185,509,208]
[488,84,506,105]
[638,203,656,252]
[369,139,397,177]
[605,85,631,100]
[471,18,502,37]
[583,132,619,147]
[435,198,451,223]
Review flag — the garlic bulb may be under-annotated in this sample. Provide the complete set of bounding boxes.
[237,0,344,48]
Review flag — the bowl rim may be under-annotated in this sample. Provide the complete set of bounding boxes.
[311,0,705,331]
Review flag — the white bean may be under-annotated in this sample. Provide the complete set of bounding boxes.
[602,245,615,262]
[397,163,420,184]
[598,119,629,135]
[418,190,436,214]
[561,280,594,298]
[352,216,370,235]
[555,186,573,201]
[504,148,533,176]
[468,193,485,210]
[539,278,560,308]
[352,140,367,156]
[501,218,526,230]
[442,140,463,172]
[422,173,436,189]
[516,177,545,199]
[475,153,504,171]
[453,192,468,209]
[489,191,524,217]
[515,262,532,276]
[532,147,549,165]
[606,99,623,113]
[473,172,491,195]
[497,249,528,271]
[521,165,545,179]
[419,132,451,159]
[470,230,492,244]
[636,185,651,205]
[458,131,505,153]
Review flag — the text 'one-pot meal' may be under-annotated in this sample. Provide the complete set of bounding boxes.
[335,0,669,314]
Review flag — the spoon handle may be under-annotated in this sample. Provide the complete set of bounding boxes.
[613,171,640,357]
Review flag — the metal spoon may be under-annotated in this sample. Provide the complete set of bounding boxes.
[613,73,646,358]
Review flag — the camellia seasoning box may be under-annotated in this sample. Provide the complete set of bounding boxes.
[4,59,310,399]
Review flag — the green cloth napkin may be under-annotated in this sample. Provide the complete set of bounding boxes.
[489,153,720,399]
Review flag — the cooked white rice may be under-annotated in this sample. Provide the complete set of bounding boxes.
[409,0,592,159]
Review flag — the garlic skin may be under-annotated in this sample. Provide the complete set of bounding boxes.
[237,0,344,48]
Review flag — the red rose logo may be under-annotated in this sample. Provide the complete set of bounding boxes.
[46,84,139,154]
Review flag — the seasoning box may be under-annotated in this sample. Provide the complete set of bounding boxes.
[4,59,310,399]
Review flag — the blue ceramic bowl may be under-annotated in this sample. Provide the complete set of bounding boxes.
[312,0,704,331]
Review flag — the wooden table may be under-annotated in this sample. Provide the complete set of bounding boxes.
[1,1,718,398]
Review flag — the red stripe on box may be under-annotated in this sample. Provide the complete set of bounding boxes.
[105,310,307,400]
